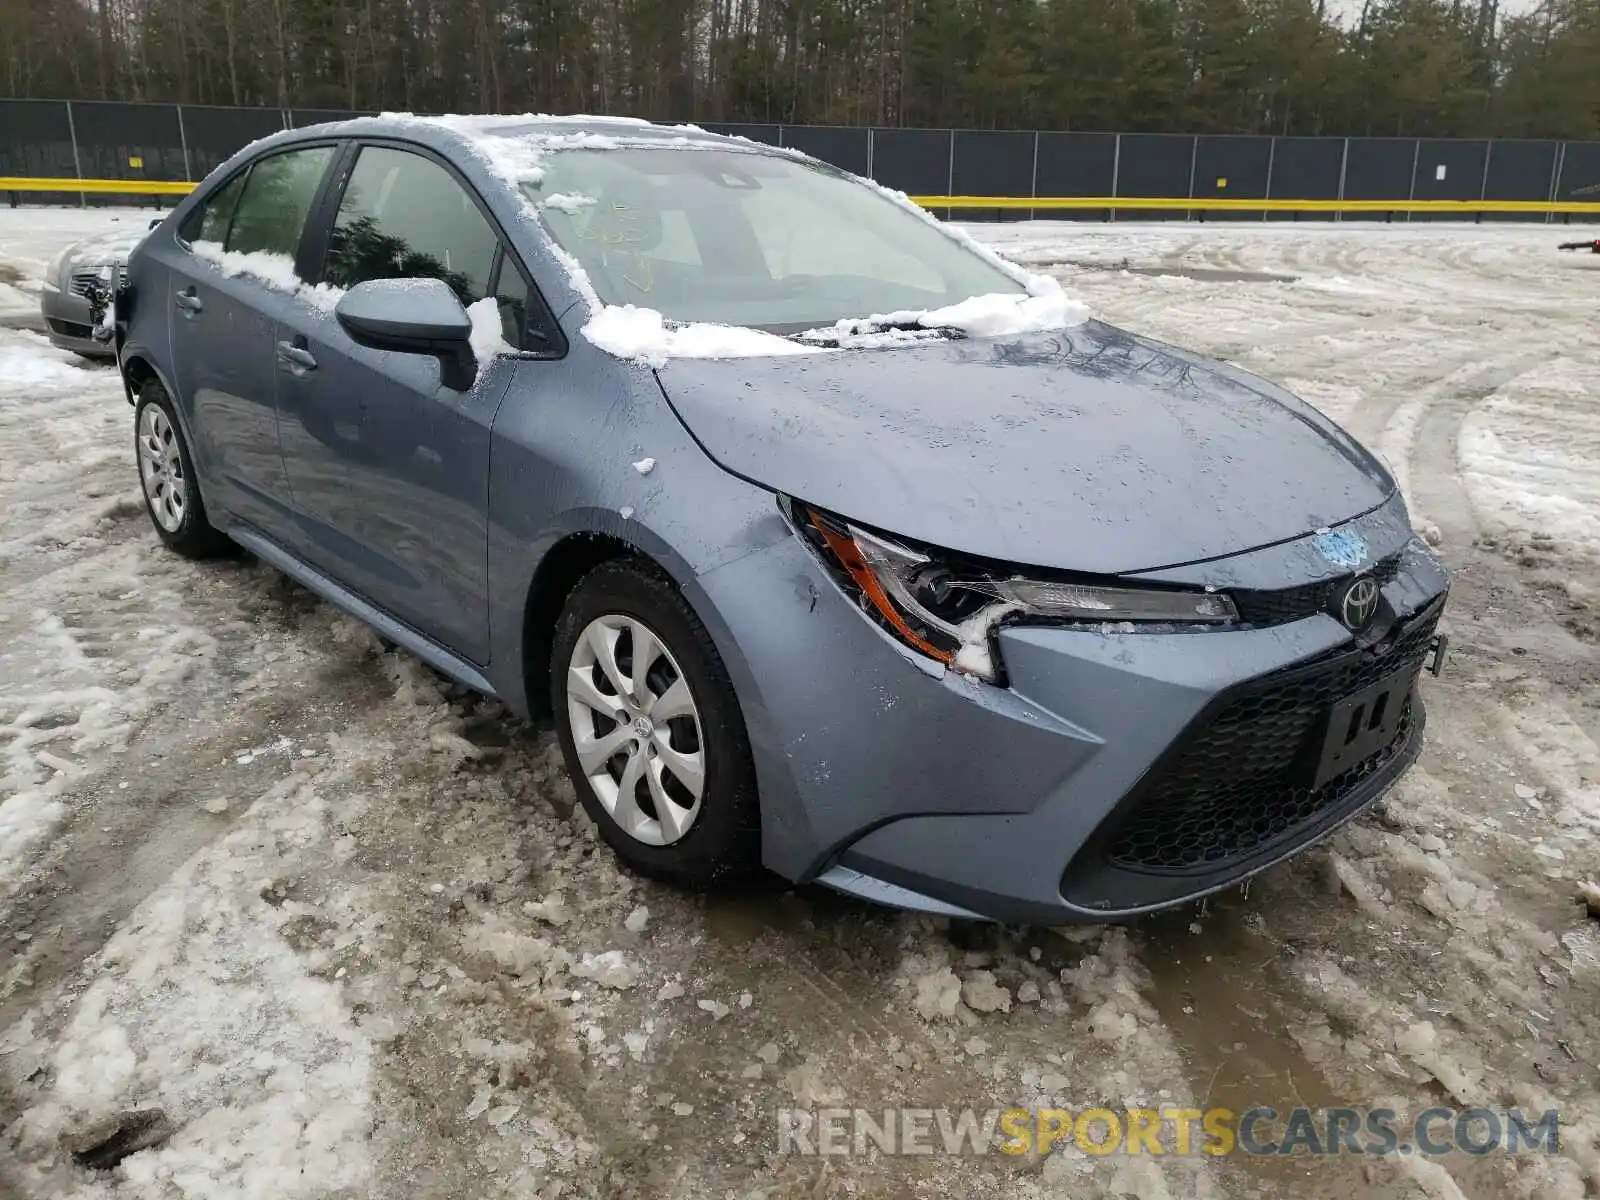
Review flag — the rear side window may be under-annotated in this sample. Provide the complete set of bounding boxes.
[181,171,247,247]
[323,146,498,307]
[225,145,335,258]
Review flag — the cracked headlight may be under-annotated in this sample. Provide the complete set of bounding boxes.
[794,503,1237,682]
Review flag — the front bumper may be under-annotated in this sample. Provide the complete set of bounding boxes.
[695,497,1448,925]
[41,286,114,358]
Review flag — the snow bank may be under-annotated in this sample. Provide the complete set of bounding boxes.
[0,330,96,392]
[581,303,820,368]
[11,767,374,1198]
[1458,356,1600,561]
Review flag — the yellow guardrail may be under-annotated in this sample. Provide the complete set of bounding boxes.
[3,176,1597,214]
[913,195,1600,214]
[0,176,196,196]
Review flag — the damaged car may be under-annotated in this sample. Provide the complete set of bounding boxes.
[113,115,1449,923]
[42,226,147,358]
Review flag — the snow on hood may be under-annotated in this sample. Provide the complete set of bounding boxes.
[378,113,1090,364]
[60,227,147,269]
[798,282,1089,347]
[582,305,821,368]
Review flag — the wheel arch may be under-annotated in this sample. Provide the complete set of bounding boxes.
[519,531,658,720]
[119,348,166,408]
[123,351,219,520]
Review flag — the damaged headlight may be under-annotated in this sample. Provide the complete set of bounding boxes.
[794,504,1237,682]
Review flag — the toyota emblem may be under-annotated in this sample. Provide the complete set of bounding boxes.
[1339,576,1381,631]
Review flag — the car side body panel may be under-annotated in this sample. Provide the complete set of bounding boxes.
[480,347,793,714]
[274,302,516,664]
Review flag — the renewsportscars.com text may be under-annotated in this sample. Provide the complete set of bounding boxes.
[776,1106,1561,1158]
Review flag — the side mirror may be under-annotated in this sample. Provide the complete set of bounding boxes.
[148,217,162,229]
[335,277,478,391]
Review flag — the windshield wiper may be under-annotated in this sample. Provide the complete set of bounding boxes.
[792,318,967,347]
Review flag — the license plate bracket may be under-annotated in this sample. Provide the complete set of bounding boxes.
[1313,666,1417,789]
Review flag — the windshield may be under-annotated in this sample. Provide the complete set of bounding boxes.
[523,147,1023,331]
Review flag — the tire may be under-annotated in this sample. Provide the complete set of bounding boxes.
[550,559,760,888]
[133,380,232,559]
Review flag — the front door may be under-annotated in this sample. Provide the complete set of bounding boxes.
[166,144,336,542]
[275,143,526,665]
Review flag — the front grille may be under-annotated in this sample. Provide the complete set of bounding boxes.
[1232,553,1402,626]
[1100,599,1441,873]
[68,266,122,298]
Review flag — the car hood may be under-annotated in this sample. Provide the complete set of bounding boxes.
[64,228,144,267]
[655,321,1396,573]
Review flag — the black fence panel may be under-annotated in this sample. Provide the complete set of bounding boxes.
[700,122,779,145]
[951,130,1034,222]
[1,99,80,205]
[71,100,187,208]
[1034,131,1116,220]
[1117,133,1193,219]
[1193,135,1269,220]
[779,125,868,175]
[1484,139,1558,200]
[1407,138,1487,222]
[291,108,371,128]
[5,101,1598,227]
[1264,136,1342,222]
[182,105,286,180]
[1342,138,1415,220]
[1412,138,1487,200]
[869,127,952,196]
[70,101,185,180]
[1557,141,1600,223]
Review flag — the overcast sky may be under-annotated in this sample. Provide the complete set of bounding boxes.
[1322,0,1543,24]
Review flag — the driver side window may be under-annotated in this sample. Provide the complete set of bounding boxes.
[323,146,497,307]
[322,145,561,354]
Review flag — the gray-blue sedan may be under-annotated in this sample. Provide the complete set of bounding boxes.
[115,115,1449,924]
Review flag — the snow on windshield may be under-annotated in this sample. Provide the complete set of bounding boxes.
[394,115,1089,365]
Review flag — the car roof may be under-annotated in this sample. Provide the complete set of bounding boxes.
[287,112,750,152]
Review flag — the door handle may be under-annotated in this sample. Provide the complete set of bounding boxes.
[276,340,318,372]
[174,287,202,314]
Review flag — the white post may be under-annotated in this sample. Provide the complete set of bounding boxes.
[1110,133,1121,223]
[65,100,86,208]
[176,103,193,182]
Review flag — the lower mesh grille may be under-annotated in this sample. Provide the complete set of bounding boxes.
[1102,602,1442,873]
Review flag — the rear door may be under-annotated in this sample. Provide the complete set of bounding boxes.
[167,144,337,541]
[274,142,546,664]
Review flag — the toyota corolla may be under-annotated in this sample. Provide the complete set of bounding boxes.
[113,115,1448,923]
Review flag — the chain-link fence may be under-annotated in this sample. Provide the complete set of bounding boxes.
[4,99,1598,221]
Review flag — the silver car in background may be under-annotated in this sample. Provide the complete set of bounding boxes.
[41,227,146,358]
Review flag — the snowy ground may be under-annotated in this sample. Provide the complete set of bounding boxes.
[1,213,1598,1200]
[0,208,160,328]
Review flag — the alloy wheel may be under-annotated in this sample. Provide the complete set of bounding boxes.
[566,613,705,846]
[137,404,186,533]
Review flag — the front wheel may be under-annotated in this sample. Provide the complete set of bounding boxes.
[550,559,760,888]
[133,381,231,558]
